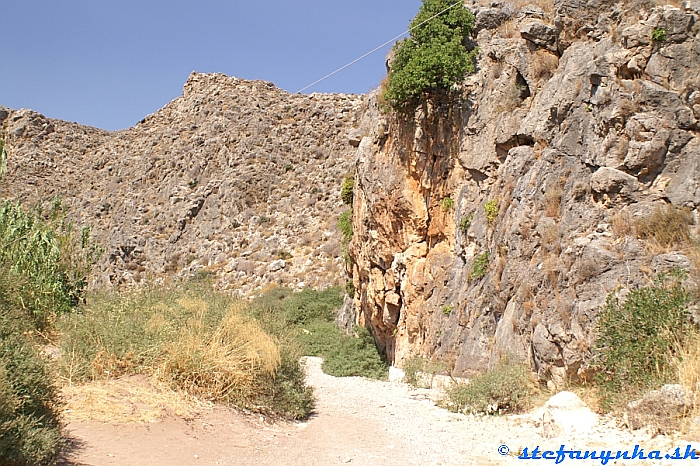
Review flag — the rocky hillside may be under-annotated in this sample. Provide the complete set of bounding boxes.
[346,0,700,383]
[1,73,363,294]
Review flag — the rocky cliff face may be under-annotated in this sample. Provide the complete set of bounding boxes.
[1,73,363,294]
[348,0,700,383]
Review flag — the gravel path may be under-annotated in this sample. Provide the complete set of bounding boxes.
[65,357,700,465]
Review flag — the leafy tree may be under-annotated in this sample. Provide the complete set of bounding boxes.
[383,0,477,110]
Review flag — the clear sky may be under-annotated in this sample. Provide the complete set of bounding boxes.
[2,1,423,131]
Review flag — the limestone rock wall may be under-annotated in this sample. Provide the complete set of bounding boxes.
[1,73,363,294]
[349,0,700,383]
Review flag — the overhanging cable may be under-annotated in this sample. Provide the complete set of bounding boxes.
[296,1,463,94]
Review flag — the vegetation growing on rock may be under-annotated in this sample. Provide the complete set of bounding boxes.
[383,0,477,110]
[594,270,694,410]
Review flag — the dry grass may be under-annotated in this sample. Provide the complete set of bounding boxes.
[611,210,634,238]
[496,19,519,39]
[634,205,694,250]
[543,256,560,287]
[57,285,312,419]
[161,311,280,401]
[62,375,207,423]
[675,333,700,437]
[531,50,560,82]
[543,186,563,218]
[511,0,555,15]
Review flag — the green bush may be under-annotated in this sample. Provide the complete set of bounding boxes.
[651,27,667,42]
[341,177,354,206]
[338,209,353,244]
[440,196,455,211]
[458,212,474,233]
[484,199,499,223]
[0,199,100,328]
[470,251,489,280]
[442,361,532,414]
[0,306,64,466]
[594,269,693,410]
[251,287,387,380]
[299,322,387,379]
[383,0,477,109]
[403,355,451,387]
[0,199,98,465]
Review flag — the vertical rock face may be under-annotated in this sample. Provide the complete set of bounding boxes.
[350,1,699,382]
[1,73,364,293]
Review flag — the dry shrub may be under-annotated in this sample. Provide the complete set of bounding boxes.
[634,205,694,249]
[523,300,536,319]
[91,351,136,378]
[376,75,391,113]
[496,19,519,39]
[676,333,700,436]
[531,50,560,82]
[543,256,560,287]
[512,0,555,15]
[543,186,563,218]
[611,210,634,238]
[618,98,637,118]
[162,312,280,401]
[541,223,562,254]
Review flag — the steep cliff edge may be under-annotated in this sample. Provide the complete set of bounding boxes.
[349,0,700,383]
[1,73,363,293]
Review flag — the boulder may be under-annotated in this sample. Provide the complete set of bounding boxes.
[266,259,286,272]
[652,252,692,272]
[590,167,640,198]
[474,7,514,33]
[626,384,694,433]
[533,391,598,437]
[388,366,405,383]
[520,21,558,50]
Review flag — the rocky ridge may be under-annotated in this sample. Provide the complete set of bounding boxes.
[347,0,700,382]
[1,73,363,294]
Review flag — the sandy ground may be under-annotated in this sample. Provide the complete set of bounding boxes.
[62,357,700,466]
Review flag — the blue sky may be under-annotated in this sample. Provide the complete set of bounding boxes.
[2,1,422,131]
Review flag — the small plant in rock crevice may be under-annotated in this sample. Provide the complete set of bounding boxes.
[651,27,667,42]
[470,251,490,280]
[440,196,455,211]
[458,212,474,233]
[484,200,499,223]
[341,177,354,206]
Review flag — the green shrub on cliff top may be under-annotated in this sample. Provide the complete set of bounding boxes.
[383,0,477,109]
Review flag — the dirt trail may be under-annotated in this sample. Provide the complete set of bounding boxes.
[64,358,700,466]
